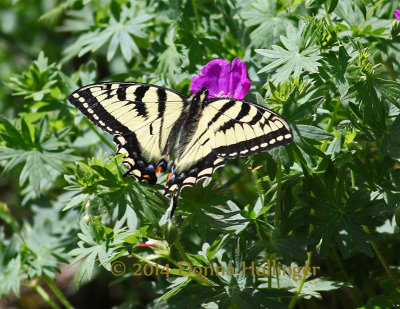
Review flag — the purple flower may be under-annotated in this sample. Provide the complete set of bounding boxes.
[395,10,400,20]
[190,58,251,99]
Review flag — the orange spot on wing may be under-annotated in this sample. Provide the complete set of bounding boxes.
[155,166,164,175]
[143,174,151,180]
[167,172,172,182]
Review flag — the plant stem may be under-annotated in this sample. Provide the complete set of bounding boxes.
[30,280,60,309]
[250,160,265,206]
[42,274,73,309]
[250,159,266,240]
[359,0,385,29]
[274,158,282,227]
[254,219,264,240]
[85,119,114,150]
[179,215,192,233]
[289,198,316,308]
[288,251,312,309]
[320,99,340,154]
[330,247,363,306]
[330,247,350,282]
[174,240,219,286]
[191,0,201,26]
[130,252,216,286]
[324,3,333,28]
[131,251,177,271]
[174,238,191,264]
[363,226,400,288]
[351,170,356,187]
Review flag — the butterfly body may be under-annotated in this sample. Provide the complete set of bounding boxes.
[68,82,293,216]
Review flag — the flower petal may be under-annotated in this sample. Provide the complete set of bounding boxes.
[190,59,231,98]
[230,58,251,100]
[395,10,400,20]
[190,58,250,99]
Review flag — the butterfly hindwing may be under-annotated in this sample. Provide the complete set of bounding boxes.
[164,98,293,196]
[68,82,189,184]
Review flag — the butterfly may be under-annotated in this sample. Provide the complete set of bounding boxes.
[68,82,293,217]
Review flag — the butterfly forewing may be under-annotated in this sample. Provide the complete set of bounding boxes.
[207,99,293,157]
[68,82,189,184]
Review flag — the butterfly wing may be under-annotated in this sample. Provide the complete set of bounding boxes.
[165,98,293,195]
[68,82,189,184]
[207,98,293,157]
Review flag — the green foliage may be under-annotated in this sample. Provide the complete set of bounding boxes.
[6,51,61,102]
[70,220,139,288]
[256,21,323,84]
[0,117,78,199]
[1,0,400,308]
[240,0,292,48]
[62,2,154,62]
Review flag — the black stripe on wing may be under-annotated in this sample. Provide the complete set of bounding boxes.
[208,99,293,158]
[68,84,134,136]
[68,82,185,185]
[163,97,293,215]
[114,134,168,185]
[164,152,226,196]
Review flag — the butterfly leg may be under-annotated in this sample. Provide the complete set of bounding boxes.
[162,166,188,218]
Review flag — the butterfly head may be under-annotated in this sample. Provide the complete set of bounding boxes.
[190,88,209,107]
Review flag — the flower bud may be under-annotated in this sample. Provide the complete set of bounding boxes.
[164,221,179,245]
[391,20,400,39]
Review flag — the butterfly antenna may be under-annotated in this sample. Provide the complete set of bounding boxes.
[220,66,235,79]
[179,65,193,84]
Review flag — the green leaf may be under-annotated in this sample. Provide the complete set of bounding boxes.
[289,96,324,122]
[0,254,23,298]
[206,234,232,260]
[382,115,400,159]
[256,23,322,84]
[63,193,90,211]
[294,277,349,298]
[70,220,134,288]
[63,4,153,62]
[369,77,400,107]
[354,0,366,19]
[74,250,97,288]
[328,0,339,13]
[0,118,78,197]
[240,0,292,47]
[157,277,192,302]
[5,51,60,102]
[294,124,333,141]
[248,236,308,262]
[157,27,185,82]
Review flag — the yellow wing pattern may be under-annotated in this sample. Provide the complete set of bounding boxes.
[164,97,292,196]
[69,84,293,217]
[68,82,188,184]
